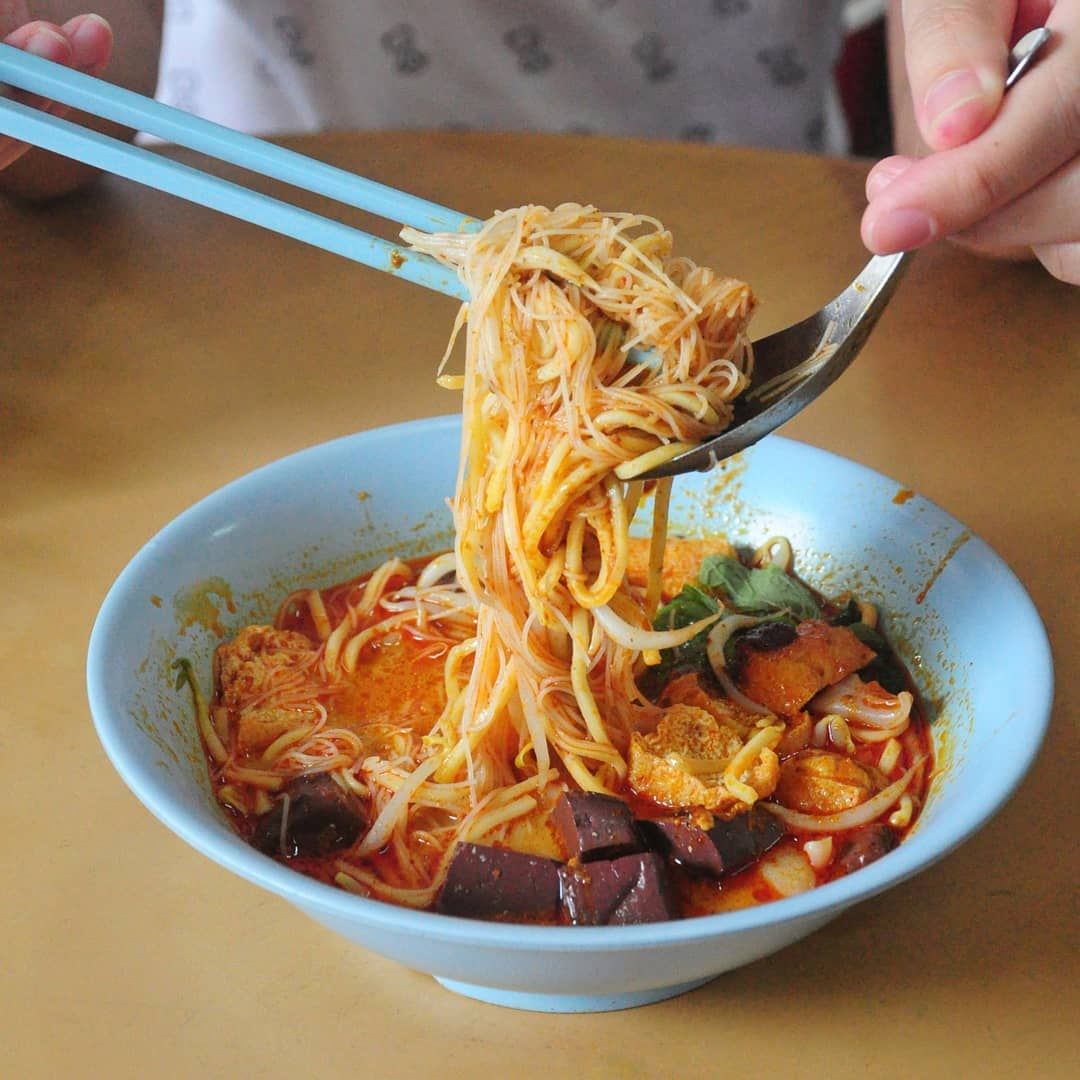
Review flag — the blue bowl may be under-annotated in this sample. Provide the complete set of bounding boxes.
[87,418,1053,1012]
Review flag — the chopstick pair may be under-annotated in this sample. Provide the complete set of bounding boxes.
[0,42,473,299]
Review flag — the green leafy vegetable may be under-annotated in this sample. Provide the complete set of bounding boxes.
[697,555,821,620]
[645,584,721,690]
[654,583,720,630]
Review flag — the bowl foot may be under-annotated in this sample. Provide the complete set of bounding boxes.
[433,974,716,1012]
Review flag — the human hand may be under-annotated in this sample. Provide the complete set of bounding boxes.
[1,2,113,171]
[863,1,1079,285]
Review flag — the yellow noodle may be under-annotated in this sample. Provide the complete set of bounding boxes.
[462,795,538,842]
[404,205,752,798]
[723,724,783,805]
[645,478,673,621]
[210,205,755,903]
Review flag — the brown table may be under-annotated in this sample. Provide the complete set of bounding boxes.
[3,133,1077,1078]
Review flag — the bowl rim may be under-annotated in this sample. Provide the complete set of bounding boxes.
[87,420,1055,950]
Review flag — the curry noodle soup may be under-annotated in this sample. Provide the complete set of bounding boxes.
[180,205,931,924]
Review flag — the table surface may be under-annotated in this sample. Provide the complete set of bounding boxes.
[2,132,1077,1079]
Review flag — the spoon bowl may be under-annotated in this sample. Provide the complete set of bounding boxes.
[639,251,911,480]
[639,25,1051,482]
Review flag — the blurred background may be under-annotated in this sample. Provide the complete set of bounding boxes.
[153,0,893,158]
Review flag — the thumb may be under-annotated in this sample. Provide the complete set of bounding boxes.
[900,0,1014,150]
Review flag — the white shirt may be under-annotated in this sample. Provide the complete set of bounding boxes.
[158,1,849,152]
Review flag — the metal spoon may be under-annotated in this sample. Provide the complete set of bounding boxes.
[637,26,1052,481]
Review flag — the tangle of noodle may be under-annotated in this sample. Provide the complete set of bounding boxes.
[402,204,754,805]
[210,205,758,905]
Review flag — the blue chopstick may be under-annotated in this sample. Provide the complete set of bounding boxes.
[0,42,473,298]
[0,97,468,298]
[0,43,469,233]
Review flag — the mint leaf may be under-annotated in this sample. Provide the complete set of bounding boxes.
[697,555,820,620]
[646,585,720,689]
[654,583,719,631]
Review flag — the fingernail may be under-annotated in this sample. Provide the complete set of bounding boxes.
[67,14,113,69]
[25,27,71,62]
[866,160,911,201]
[924,68,996,147]
[868,208,936,253]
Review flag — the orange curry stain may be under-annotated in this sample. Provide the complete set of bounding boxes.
[893,487,915,505]
[173,577,237,637]
[916,530,972,605]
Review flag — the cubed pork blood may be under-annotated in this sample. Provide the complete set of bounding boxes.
[437,843,562,921]
[252,773,366,858]
[639,818,725,877]
[559,852,675,925]
[705,806,786,874]
[832,823,899,878]
[642,805,785,878]
[552,791,643,862]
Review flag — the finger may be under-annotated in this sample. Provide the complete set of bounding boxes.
[3,19,71,56]
[1014,0,1055,41]
[0,23,74,170]
[900,0,1014,150]
[862,20,1080,253]
[1032,241,1080,286]
[948,234,1032,262]
[866,155,917,201]
[61,13,113,75]
[952,157,1080,249]
[2,23,74,107]
[0,15,111,172]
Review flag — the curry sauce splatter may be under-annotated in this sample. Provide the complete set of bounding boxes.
[916,530,972,605]
[173,577,237,637]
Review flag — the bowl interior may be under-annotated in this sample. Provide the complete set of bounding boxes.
[88,416,1053,953]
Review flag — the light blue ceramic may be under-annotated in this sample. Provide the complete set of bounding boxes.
[87,417,1053,1012]
[0,42,470,298]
